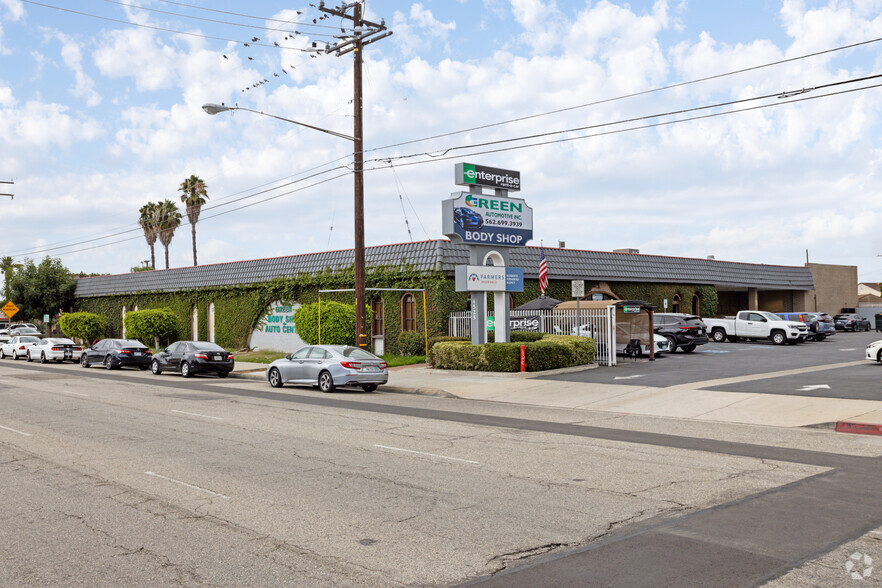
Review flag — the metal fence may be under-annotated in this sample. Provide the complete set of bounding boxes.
[448,308,617,366]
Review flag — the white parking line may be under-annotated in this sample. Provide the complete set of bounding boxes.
[60,391,89,397]
[0,424,32,436]
[143,471,229,498]
[171,410,223,420]
[374,444,481,465]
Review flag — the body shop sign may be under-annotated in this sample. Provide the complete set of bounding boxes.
[249,301,307,352]
[442,192,533,247]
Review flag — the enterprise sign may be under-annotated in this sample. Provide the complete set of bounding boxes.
[455,163,521,192]
[442,192,533,247]
[455,265,524,292]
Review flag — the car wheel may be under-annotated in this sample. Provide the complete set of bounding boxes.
[681,344,696,353]
[0,349,5,359]
[268,368,283,388]
[81,354,90,368]
[877,350,882,364]
[217,371,229,379]
[41,352,48,364]
[711,329,726,343]
[26,351,33,362]
[104,355,115,370]
[361,384,378,392]
[13,350,19,360]
[181,362,193,378]
[151,360,161,375]
[664,335,677,353]
[771,331,786,345]
[318,370,335,393]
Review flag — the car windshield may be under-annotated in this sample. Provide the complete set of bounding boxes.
[115,339,146,348]
[762,312,785,321]
[18,337,40,343]
[342,347,381,360]
[833,315,849,320]
[49,339,75,345]
[16,328,39,334]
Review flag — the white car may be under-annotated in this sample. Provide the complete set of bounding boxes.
[27,338,83,363]
[866,340,882,363]
[0,335,42,360]
[572,324,670,356]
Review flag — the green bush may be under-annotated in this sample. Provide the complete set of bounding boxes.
[524,341,574,372]
[426,335,469,364]
[124,308,180,348]
[510,331,546,342]
[57,312,107,343]
[294,301,369,346]
[544,335,596,364]
[431,341,482,369]
[484,343,521,371]
[396,331,426,356]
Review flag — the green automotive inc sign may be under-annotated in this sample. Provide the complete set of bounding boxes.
[455,163,520,192]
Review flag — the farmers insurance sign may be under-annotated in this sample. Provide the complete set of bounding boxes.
[442,192,534,247]
[455,163,521,191]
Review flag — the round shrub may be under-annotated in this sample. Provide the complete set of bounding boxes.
[396,331,426,356]
[294,301,367,346]
[58,312,107,343]
[124,308,180,348]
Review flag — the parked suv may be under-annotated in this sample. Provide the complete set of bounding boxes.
[775,312,833,341]
[833,313,871,332]
[653,313,709,353]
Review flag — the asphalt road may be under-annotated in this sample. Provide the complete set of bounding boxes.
[540,330,882,399]
[1,356,881,586]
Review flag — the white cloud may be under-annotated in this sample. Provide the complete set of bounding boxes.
[392,4,456,56]
[45,31,102,107]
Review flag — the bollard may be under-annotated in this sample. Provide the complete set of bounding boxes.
[519,345,526,372]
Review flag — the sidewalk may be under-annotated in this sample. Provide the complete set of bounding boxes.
[230,361,882,430]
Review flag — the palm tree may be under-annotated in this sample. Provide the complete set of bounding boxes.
[138,202,159,270]
[0,256,21,300]
[156,199,182,269]
[179,175,209,266]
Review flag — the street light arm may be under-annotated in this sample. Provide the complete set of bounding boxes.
[201,103,355,142]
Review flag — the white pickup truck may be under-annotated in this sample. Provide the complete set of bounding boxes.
[703,311,808,345]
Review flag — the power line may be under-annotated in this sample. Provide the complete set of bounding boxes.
[18,0,335,48]
[153,0,346,30]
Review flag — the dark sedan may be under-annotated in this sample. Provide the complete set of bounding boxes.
[151,341,234,378]
[653,313,709,353]
[81,338,152,370]
[833,313,871,332]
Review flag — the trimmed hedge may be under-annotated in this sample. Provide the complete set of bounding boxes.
[124,308,180,349]
[427,335,469,364]
[431,336,595,372]
[58,312,107,343]
[396,331,426,356]
[294,301,365,346]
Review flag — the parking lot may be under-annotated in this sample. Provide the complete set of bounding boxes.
[541,330,882,401]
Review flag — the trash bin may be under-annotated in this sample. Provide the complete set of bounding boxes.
[876,313,882,333]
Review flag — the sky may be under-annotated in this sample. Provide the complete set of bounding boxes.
[1,0,882,282]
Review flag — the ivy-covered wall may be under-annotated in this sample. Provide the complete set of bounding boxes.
[75,263,720,350]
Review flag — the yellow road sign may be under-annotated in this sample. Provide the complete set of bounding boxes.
[2,301,19,319]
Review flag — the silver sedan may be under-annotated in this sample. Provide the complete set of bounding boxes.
[266,345,388,392]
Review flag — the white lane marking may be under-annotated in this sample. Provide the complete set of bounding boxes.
[374,444,481,465]
[171,410,223,421]
[61,391,89,397]
[614,375,644,380]
[797,384,831,391]
[144,472,229,498]
[840,348,857,351]
[0,424,32,436]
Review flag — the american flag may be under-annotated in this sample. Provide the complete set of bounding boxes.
[538,247,549,294]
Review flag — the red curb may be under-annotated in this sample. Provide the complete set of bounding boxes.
[835,421,882,436]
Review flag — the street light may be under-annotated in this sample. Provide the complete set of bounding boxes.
[202,102,368,346]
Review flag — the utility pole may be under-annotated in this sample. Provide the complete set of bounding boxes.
[0,180,13,199]
[318,1,392,349]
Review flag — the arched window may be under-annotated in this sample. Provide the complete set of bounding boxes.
[191,307,198,340]
[672,294,681,313]
[692,294,700,316]
[401,293,416,332]
[208,303,216,343]
[371,298,385,336]
[121,306,127,338]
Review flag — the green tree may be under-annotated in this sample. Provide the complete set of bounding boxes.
[8,257,77,319]
[179,175,209,267]
[58,312,107,343]
[156,199,182,269]
[293,301,370,346]
[138,202,160,270]
[0,255,22,300]
[124,308,180,349]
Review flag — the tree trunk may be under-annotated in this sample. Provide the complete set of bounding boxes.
[149,244,156,270]
[164,244,170,269]
[191,223,198,266]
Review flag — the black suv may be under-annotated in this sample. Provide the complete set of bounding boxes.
[653,313,709,353]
